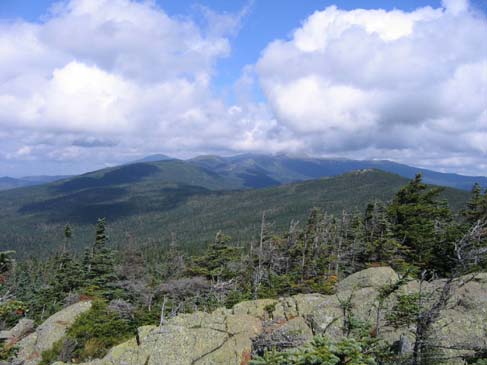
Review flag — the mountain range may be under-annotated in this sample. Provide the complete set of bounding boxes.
[0,156,472,257]
[2,154,485,192]
[0,175,71,191]
[187,154,487,191]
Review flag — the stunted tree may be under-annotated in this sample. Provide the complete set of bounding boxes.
[363,201,403,268]
[86,218,117,296]
[63,224,72,253]
[189,231,241,282]
[0,250,15,304]
[463,183,487,224]
[52,254,83,299]
[0,251,15,276]
[388,174,452,273]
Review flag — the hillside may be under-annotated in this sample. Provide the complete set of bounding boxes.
[0,175,69,191]
[0,165,469,257]
[189,153,487,191]
[2,154,485,193]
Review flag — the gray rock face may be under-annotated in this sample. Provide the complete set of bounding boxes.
[13,300,92,365]
[0,318,34,344]
[14,268,486,365]
[54,309,262,365]
[336,266,399,291]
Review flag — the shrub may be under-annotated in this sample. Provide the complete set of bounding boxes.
[0,343,18,362]
[250,336,377,365]
[0,300,28,328]
[386,293,420,328]
[60,299,137,361]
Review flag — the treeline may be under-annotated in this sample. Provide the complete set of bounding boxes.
[0,174,486,363]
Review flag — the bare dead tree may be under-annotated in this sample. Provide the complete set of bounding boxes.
[253,211,266,299]
[159,296,167,331]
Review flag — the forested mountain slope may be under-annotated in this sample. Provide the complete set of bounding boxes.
[0,167,469,257]
[0,175,69,191]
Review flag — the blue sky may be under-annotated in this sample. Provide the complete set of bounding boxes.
[0,0,486,177]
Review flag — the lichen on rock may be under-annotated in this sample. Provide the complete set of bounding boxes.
[14,268,487,365]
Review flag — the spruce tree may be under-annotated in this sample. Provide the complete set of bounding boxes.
[463,183,487,223]
[63,224,72,252]
[0,250,15,275]
[363,201,402,267]
[87,218,117,296]
[189,231,241,282]
[387,174,452,272]
[51,253,83,300]
[49,226,83,301]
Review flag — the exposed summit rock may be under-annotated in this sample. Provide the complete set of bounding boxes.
[12,300,92,365]
[335,266,399,291]
[0,318,34,345]
[11,268,487,365]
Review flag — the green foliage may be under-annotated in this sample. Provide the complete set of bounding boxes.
[0,168,469,258]
[250,336,377,365]
[0,300,28,328]
[386,293,420,329]
[363,202,403,268]
[0,342,18,361]
[264,302,277,318]
[463,183,487,223]
[85,218,117,298]
[388,174,455,274]
[65,300,136,361]
[40,339,64,365]
[188,231,242,281]
[0,250,15,275]
[64,224,72,240]
[471,359,487,365]
[50,252,84,301]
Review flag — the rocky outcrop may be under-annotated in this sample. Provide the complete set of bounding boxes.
[51,309,262,365]
[14,268,487,365]
[335,266,399,291]
[12,300,92,365]
[0,318,34,345]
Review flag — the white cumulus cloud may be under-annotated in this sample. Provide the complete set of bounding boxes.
[0,0,279,176]
[256,1,487,174]
[0,0,486,177]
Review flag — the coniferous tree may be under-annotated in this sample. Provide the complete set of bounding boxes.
[363,201,402,267]
[82,247,92,277]
[463,183,487,223]
[189,231,241,282]
[0,251,15,276]
[52,251,83,299]
[63,224,72,252]
[87,218,117,296]
[301,208,323,280]
[346,214,367,273]
[387,174,452,272]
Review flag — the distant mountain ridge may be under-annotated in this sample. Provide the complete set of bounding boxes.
[0,175,70,191]
[185,154,487,191]
[130,154,174,163]
[2,154,485,192]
